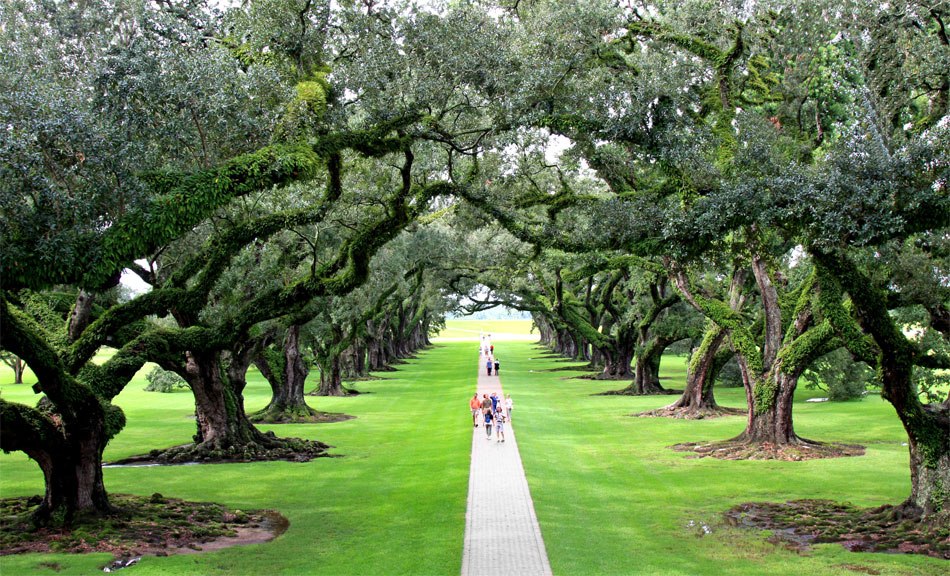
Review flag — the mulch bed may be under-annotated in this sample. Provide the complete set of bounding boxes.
[724,499,950,559]
[671,440,866,460]
[0,494,287,562]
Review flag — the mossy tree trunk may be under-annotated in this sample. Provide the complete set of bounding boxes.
[664,271,747,414]
[182,350,266,451]
[670,258,838,449]
[630,340,669,394]
[730,256,835,446]
[662,325,734,414]
[600,342,635,379]
[251,325,318,422]
[816,251,950,522]
[534,313,555,347]
[1,401,112,524]
[0,298,117,524]
[316,354,344,396]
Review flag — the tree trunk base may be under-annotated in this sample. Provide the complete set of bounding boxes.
[306,386,362,397]
[1,494,287,557]
[109,433,331,465]
[249,404,353,424]
[596,385,680,396]
[671,436,865,460]
[724,498,949,559]
[635,405,745,419]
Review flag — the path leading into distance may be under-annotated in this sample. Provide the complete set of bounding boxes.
[461,352,552,576]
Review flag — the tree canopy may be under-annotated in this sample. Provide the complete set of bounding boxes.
[1,0,947,537]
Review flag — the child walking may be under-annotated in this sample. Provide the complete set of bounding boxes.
[494,409,506,442]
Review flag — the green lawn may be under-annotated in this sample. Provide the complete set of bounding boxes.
[0,348,472,575]
[1,342,945,575]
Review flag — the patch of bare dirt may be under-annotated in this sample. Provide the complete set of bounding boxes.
[724,499,950,560]
[671,440,865,460]
[0,494,288,562]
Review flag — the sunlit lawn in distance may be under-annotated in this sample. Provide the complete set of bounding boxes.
[1,339,946,575]
[434,318,537,340]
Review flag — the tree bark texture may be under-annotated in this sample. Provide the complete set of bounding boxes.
[252,325,317,421]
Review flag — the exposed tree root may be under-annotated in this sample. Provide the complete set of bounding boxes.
[0,494,287,559]
[343,374,385,382]
[543,365,598,373]
[249,407,353,425]
[305,386,362,397]
[635,405,745,419]
[724,499,950,559]
[108,434,331,465]
[575,372,632,381]
[671,438,865,460]
[597,387,682,396]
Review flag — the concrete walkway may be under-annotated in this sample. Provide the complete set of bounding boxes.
[461,355,553,576]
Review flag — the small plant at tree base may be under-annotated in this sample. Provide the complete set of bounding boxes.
[144,366,188,393]
[803,348,877,401]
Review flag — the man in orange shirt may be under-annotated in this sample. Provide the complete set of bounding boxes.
[470,393,481,427]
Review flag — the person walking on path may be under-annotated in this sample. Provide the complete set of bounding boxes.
[483,409,493,438]
[486,357,493,376]
[490,344,494,355]
[505,394,513,419]
[470,394,481,427]
[480,394,492,418]
[490,393,499,413]
[494,358,500,375]
[494,408,506,442]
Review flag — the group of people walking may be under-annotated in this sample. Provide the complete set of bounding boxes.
[470,392,513,442]
[481,334,499,375]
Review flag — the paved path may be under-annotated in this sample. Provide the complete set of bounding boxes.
[461,354,553,576]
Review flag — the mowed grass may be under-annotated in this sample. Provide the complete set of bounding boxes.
[1,341,946,575]
[502,342,946,575]
[0,346,472,575]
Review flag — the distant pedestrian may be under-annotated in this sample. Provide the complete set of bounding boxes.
[490,344,494,355]
[483,409,493,438]
[494,409,506,442]
[494,359,500,375]
[505,394,513,419]
[486,357,493,376]
[470,393,480,427]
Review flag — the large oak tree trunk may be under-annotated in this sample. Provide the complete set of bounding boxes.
[600,345,635,379]
[315,354,345,396]
[251,325,318,422]
[185,350,262,449]
[908,436,950,518]
[631,353,666,393]
[659,328,738,417]
[732,369,798,444]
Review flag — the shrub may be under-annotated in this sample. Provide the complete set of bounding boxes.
[716,356,744,388]
[803,348,877,401]
[144,366,188,392]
